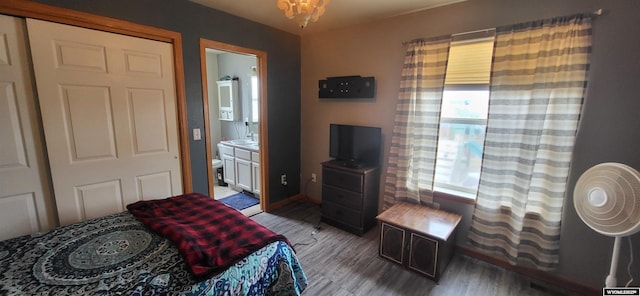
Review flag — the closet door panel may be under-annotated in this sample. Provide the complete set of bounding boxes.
[27,18,182,226]
[0,15,56,240]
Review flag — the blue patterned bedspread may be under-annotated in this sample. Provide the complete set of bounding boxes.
[0,211,307,295]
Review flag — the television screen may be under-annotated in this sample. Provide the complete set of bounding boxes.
[329,124,381,168]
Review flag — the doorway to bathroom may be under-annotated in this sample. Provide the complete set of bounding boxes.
[199,38,268,216]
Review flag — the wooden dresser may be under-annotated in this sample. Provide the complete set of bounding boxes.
[321,160,379,236]
[376,201,462,282]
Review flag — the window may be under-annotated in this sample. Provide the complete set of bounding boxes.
[251,74,258,122]
[250,66,259,123]
[434,37,494,198]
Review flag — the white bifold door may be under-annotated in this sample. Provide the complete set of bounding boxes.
[0,15,56,240]
[27,19,183,226]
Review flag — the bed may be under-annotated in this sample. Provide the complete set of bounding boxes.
[0,193,307,295]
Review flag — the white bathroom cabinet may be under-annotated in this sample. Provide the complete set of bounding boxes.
[217,80,239,121]
[251,151,260,195]
[234,148,252,191]
[219,142,259,195]
[219,144,235,185]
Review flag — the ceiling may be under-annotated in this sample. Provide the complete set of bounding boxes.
[190,0,466,36]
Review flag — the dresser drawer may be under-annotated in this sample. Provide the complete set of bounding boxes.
[322,167,363,193]
[322,185,363,211]
[322,201,362,228]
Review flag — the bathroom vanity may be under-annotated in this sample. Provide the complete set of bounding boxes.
[218,140,260,195]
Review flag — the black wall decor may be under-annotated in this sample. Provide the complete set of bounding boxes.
[319,76,375,99]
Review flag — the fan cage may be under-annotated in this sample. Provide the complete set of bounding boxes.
[574,162,640,237]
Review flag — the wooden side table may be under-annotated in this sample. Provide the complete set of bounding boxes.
[376,201,462,282]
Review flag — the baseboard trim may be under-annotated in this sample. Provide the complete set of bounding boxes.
[302,195,321,205]
[267,194,305,211]
[456,245,600,296]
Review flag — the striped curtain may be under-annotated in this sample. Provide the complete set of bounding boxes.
[383,38,450,210]
[468,15,592,270]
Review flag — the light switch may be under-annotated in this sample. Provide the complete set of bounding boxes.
[193,128,201,140]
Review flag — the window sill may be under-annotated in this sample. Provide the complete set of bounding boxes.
[434,186,477,205]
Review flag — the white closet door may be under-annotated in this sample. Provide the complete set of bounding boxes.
[27,19,183,226]
[0,15,56,240]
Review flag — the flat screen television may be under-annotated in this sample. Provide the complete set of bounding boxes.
[329,124,381,168]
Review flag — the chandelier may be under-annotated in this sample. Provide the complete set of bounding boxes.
[277,0,330,28]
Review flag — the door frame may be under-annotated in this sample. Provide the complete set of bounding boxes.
[199,38,270,210]
[0,1,192,193]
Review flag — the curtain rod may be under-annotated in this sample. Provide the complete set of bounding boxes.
[402,8,603,46]
[452,28,494,37]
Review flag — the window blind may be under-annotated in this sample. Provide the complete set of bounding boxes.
[444,37,494,85]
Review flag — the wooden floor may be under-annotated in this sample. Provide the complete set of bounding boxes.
[251,201,567,296]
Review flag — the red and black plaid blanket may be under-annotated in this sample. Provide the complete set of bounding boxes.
[126,193,291,278]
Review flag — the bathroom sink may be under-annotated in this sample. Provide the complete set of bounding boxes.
[230,139,256,145]
[224,139,259,150]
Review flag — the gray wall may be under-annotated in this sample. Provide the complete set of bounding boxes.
[31,0,302,203]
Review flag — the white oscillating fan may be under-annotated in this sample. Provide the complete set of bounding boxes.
[574,162,640,287]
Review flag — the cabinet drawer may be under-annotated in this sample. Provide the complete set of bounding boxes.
[322,167,363,192]
[322,185,363,211]
[251,151,259,162]
[322,201,362,228]
[235,148,251,160]
[219,144,234,156]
